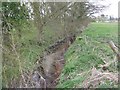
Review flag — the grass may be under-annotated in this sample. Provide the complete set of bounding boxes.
[2,20,66,87]
[57,22,118,88]
[2,22,43,87]
[2,21,118,88]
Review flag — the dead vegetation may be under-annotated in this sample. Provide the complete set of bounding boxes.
[82,67,118,88]
[82,41,119,88]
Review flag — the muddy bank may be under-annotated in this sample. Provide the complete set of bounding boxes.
[9,35,76,88]
[32,35,76,88]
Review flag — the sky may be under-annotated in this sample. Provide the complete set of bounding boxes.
[94,0,119,18]
[22,0,119,18]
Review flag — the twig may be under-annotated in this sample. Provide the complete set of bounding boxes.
[0,44,10,53]
[99,56,117,68]
[10,34,24,87]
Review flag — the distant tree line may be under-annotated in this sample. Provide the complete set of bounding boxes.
[94,14,118,22]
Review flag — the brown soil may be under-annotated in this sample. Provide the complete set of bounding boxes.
[10,35,76,88]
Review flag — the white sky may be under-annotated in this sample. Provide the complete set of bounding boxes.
[22,0,119,18]
[94,0,119,18]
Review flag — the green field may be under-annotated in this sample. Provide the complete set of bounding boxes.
[57,22,118,88]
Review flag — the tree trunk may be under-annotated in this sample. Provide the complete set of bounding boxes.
[32,2,43,42]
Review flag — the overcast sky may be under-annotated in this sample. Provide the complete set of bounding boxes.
[94,0,119,18]
[22,0,119,17]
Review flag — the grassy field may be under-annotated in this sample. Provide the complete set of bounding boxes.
[57,22,118,88]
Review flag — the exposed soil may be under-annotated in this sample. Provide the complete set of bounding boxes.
[9,35,76,88]
[32,35,76,88]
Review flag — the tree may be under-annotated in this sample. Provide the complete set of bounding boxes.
[30,2,104,41]
[2,1,105,88]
